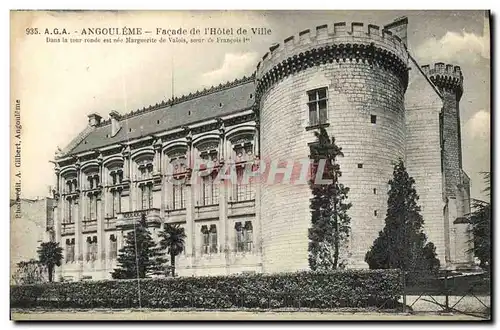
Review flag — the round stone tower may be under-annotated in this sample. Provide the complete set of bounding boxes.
[255,22,409,272]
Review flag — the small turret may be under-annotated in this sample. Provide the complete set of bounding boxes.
[423,62,463,100]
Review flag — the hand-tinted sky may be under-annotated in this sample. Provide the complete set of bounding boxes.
[11,10,490,201]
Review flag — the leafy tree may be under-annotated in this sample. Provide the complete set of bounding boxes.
[12,259,46,285]
[37,241,63,282]
[365,159,440,278]
[468,172,491,269]
[111,213,167,279]
[159,223,186,277]
[308,127,352,270]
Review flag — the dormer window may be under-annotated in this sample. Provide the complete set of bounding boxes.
[200,149,218,162]
[196,140,219,169]
[110,169,123,185]
[65,177,78,194]
[86,173,100,190]
[230,134,254,164]
[234,142,253,163]
[138,162,153,180]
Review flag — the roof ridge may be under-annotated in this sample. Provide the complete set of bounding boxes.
[97,73,256,126]
[57,125,95,158]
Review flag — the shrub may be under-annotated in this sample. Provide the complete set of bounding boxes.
[11,269,402,310]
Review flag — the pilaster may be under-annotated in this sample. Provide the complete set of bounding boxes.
[97,156,106,273]
[75,161,85,279]
[185,133,195,262]
[54,197,62,281]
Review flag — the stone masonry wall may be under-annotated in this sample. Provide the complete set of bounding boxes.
[257,22,408,271]
[405,57,447,265]
[423,63,464,199]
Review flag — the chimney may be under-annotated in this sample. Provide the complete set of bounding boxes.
[383,16,408,46]
[87,113,102,127]
[109,111,122,137]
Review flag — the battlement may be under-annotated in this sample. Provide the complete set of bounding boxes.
[256,21,408,79]
[421,62,463,98]
[421,62,463,80]
[255,21,410,100]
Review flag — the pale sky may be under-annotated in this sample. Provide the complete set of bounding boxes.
[11,10,490,201]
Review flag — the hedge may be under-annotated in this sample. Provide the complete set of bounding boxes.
[11,269,402,309]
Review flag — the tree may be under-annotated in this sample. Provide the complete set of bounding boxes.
[308,127,352,271]
[159,223,186,277]
[111,213,167,279]
[12,259,46,285]
[37,241,63,282]
[468,172,491,269]
[365,159,440,278]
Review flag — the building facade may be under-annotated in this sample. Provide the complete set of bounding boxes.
[11,196,55,282]
[52,17,473,281]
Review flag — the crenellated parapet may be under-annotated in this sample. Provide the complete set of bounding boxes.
[255,22,409,100]
[422,63,463,99]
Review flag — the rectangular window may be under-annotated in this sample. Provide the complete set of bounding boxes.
[66,199,73,223]
[112,190,121,216]
[371,115,377,124]
[209,225,218,253]
[141,186,147,210]
[86,237,92,262]
[235,221,253,252]
[235,222,244,252]
[141,185,152,210]
[91,236,98,261]
[172,183,185,210]
[201,172,218,206]
[65,238,75,263]
[307,87,328,126]
[235,167,255,202]
[69,238,75,262]
[357,163,363,169]
[201,226,210,254]
[245,221,253,252]
[109,235,117,259]
[202,175,210,206]
[148,185,154,209]
[211,173,219,205]
[86,195,91,220]
[89,195,97,220]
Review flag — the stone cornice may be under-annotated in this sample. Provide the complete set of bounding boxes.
[255,43,409,104]
[428,75,463,100]
[55,110,256,170]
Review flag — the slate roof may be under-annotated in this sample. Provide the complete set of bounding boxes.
[66,77,256,156]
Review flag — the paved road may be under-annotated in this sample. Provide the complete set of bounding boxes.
[11,310,488,321]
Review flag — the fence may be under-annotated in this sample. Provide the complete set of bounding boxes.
[401,269,491,319]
